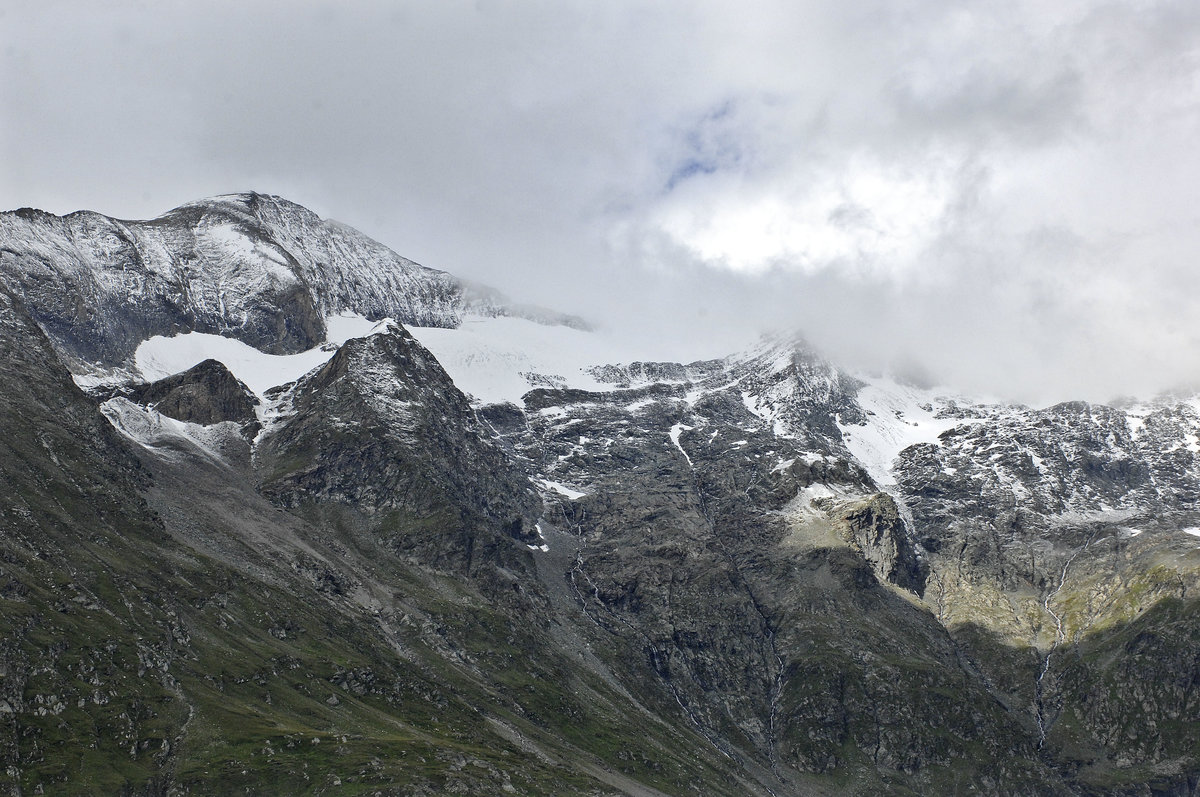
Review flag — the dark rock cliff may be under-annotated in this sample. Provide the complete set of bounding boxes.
[131,358,259,428]
[256,324,543,575]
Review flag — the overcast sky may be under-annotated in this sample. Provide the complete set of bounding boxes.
[4,1,1200,402]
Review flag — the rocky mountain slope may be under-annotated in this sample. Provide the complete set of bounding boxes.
[0,195,1197,795]
[0,192,582,367]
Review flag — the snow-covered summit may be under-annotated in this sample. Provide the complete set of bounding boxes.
[0,192,583,367]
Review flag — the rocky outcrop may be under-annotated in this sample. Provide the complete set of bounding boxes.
[896,400,1199,537]
[833,493,927,596]
[887,395,1200,791]
[256,324,542,574]
[130,358,259,428]
[587,359,725,388]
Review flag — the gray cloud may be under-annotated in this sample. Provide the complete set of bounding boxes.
[4,1,1200,403]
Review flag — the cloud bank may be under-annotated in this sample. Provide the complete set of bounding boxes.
[4,1,1200,402]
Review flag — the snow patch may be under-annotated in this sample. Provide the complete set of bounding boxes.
[780,481,856,523]
[669,423,694,467]
[741,392,764,420]
[100,397,241,467]
[408,317,645,406]
[132,312,384,398]
[538,478,587,500]
[837,378,980,487]
[1126,412,1147,440]
[199,223,297,286]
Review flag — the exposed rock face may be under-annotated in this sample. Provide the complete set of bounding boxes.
[0,193,583,367]
[256,324,542,574]
[587,359,725,387]
[131,358,259,427]
[886,396,1200,790]
[896,400,1200,537]
[0,200,337,363]
[0,287,153,522]
[497,343,1061,793]
[833,493,927,595]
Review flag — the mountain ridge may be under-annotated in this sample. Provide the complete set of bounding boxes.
[0,192,587,367]
[1,194,1197,795]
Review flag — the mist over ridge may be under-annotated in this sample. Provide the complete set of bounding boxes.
[6,1,1200,405]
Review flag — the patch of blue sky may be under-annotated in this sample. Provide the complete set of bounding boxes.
[665,158,721,191]
[662,99,747,193]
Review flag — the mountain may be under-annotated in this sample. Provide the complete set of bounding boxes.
[0,194,1197,796]
[0,192,584,367]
